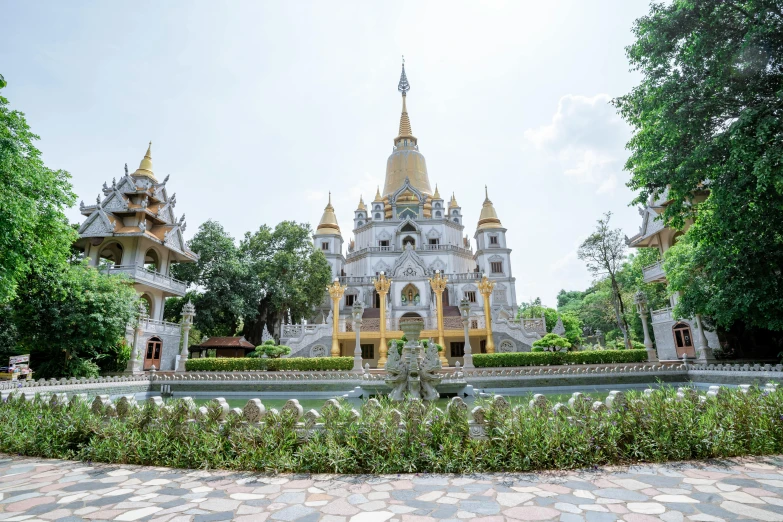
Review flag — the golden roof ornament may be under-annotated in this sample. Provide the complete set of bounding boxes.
[477,185,503,230]
[449,192,459,208]
[433,184,441,199]
[373,186,383,202]
[132,141,157,181]
[316,192,341,234]
[357,195,366,211]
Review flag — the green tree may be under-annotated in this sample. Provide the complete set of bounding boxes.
[12,262,138,378]
[532,333,571,352]
[578,212,632,348]
[170,221,260,337]
[241,221,332,345]
[0,78,77,303]
[613,0,783,331]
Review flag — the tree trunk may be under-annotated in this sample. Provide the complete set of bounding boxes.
[610,277,630,349]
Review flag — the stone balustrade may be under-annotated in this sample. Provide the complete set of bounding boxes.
[5,381,778,442]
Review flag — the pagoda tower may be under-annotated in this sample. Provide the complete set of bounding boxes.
[75,143,198,372]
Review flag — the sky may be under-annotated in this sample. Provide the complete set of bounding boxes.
[2,0,652,308]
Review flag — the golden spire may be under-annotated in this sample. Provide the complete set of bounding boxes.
[316,192,341,234]
[449,192,459,209]
[132,141,157,181]
[433,184,441,199]
[396,57,414,139]
[477,185,503,230]
[357,195,366,211]
[373,186,383,202]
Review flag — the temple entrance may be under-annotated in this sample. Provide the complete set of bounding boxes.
[672,322,695,358]
[144,336,162,370]
[442,287,450,306]
[374,291,380,308]
[402,236,416,249]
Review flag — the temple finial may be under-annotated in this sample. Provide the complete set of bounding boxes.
[328,191,332,206]
[485,185,489,201]
[398,56,410,96]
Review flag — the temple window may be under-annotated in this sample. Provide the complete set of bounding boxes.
[144,248,160,272]
[489,235,499,245]
[491,261,503,273]
[361,344,375,359]
[428,238,439,246]
[465,291,477,303]
[375,213,381,219]
[435,211,441,218]
[450,342,465,357]
[402,236,416,249]
[321,242,329,251]
[345,294,356,307]
[378,240,390,247]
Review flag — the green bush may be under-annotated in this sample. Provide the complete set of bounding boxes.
[266,357,352,371]
[532,333,571,352]
[474,349,648,368]
[185,356,352,372]
[1,386,782,473]
[185,358,267,371]
[255,344,291,359]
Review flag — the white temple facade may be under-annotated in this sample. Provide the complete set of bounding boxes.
[75,144,198,372]
[281,63,543,367]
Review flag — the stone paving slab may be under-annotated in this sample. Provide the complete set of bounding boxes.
[1,454,783,521]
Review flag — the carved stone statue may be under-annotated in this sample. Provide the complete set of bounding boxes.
[384,317,441,402]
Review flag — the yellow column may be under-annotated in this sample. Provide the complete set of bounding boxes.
[478,274,496,354]
[428,270,449,367]
[373,272,392,368]
[327,279,346,357]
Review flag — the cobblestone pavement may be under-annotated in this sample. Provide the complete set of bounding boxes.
[1,455,783,522]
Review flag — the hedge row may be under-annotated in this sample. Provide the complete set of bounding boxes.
[185,357,353,372]
[473,349,648,368]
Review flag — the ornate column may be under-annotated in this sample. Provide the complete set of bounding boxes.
[634,291,657,362]
[176,300,196,372]
[695,314,715,363]
[428,270,449,367]
[373,272,391,368]
[127,302,147,374]
[477,274,496,354]
[352,301,364,371]
[327,278,346,357]
[459,297,474,369]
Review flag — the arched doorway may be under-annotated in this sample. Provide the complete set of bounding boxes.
[98,242,123,268]
[672,322,695,358]
[402,236,416,249]
[144,336,162,370]
[144,249,160,272]
[374,291,380,308]
[442,287,450,307]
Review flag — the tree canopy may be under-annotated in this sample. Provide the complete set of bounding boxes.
[0,78,77,303]
[614,0,783,331]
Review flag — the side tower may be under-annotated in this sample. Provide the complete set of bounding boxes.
[75,143,198,372]
[473,187,516,310]
[313,192,345,278]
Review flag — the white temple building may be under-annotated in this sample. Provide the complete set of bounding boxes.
[281,62,544,367]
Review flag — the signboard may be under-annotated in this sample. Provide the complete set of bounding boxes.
[9,355,29,365]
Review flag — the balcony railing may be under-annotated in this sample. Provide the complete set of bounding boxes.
[346,244,473,260]
[107,265,187,296]
[139,318,182,336]
[642,260,665,283]
[651,307,674,324]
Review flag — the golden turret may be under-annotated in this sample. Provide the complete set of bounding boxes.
[477,186,503,230]
[316,192,341,234]
[132,142,156,181]
[433,184,441,199]
[373,186,383,202]
[357,195,366,211]
[449,192,459,209]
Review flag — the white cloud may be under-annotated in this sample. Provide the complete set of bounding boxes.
[524,94,629,194]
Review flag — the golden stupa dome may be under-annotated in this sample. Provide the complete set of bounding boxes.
[132,142,157,181]
[316,192,340,234]
[477,186,503,230]
[382,61,433,197]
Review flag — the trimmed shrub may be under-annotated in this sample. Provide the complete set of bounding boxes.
[267,357,352,371]
[185,356,353,372]
[532,333,571,352]
[474,349,648,368]
[185,358,267,372]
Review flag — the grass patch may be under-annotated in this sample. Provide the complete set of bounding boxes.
[1,385,781,473]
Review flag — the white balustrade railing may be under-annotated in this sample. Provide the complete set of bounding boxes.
[651,307,674,324]
[108,265,188,295]
[642,260,665,283]
[139,318,182,335]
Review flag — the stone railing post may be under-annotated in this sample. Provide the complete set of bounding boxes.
[176,300,196,372]
[352,301,364,371]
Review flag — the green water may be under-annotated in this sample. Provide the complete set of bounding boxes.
[191,391,614,411]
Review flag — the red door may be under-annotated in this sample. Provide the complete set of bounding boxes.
[144,337,162,370]
[673,323,696,358]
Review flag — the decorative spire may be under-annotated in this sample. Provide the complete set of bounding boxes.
[397,57,414,139]
[131,141,157,181]
[449,192,459,209]
[316,192,340,234]
[477,186,503,230]
[373,186,383,202]
[398,55,410,95]
[433,184,441,199]
[357,195,366,211]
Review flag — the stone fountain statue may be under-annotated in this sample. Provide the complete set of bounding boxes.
[385,316,442,401]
